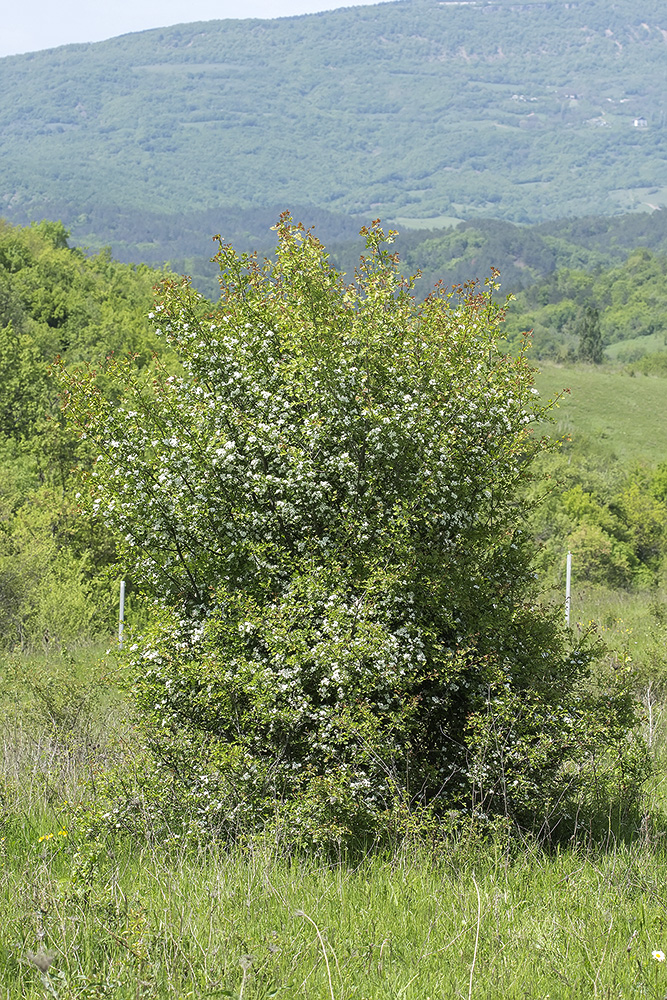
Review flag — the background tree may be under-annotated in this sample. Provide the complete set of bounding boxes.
[577,304,604,363]
[59,218,645,847]
[0,221,169,650]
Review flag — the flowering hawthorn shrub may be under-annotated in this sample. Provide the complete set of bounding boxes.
[58,217,646,846]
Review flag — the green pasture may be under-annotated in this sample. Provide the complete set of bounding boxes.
[535,362,667,465]
[604,332,667,362]
[390,215,463,231]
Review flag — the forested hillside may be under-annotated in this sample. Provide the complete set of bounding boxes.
[395,207,667,294]
[500,247,667,361]
[152,204,667,303]
[0,0,666,268]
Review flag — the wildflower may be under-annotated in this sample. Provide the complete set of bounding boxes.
[37,833,54,843]
[652,950,666,962]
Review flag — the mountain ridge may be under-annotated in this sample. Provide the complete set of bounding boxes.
[1,0,666,265]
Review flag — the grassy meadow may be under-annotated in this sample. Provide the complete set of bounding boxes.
[2,643,667,1000]
[535,362,667,466]
[1,360,667,998]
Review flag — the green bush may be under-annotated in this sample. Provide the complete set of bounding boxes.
[59,218,648,848]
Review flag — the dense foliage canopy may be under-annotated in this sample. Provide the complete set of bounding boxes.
[58,218,646,846]
[0,219,167,649]
[502,246,667,361]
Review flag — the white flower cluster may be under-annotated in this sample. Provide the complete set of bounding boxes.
[85,256,541,614]
[78,222,578,824]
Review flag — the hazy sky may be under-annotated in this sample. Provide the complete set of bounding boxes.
[1,0,397,59]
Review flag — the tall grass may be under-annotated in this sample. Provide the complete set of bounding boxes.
[3,643,667,999]
[5,820,667,998]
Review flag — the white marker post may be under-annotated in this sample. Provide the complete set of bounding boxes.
[119,579,126,649]
[565,551,572,626]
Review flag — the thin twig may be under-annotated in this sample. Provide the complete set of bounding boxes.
[468,874,482,1000]
[296,909,336,1000]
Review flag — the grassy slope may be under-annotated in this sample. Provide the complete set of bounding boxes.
[533,362,667,664]
[535,362,667,466]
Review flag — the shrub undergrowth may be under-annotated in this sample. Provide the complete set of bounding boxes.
[55,218,649,848]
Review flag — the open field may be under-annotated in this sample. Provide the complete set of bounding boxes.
[5,818,667,999]
[604,333,667,362]
[535,362,667,466]
[390,216,463,231]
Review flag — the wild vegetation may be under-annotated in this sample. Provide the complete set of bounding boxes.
[1,216,667,996]
[55,216,651,854]
[0,218,167,651]
[2,5,667,995]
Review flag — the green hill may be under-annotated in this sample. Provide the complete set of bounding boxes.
[0,0,666,267]
[496,246,667,359]
[536,361,667,466]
